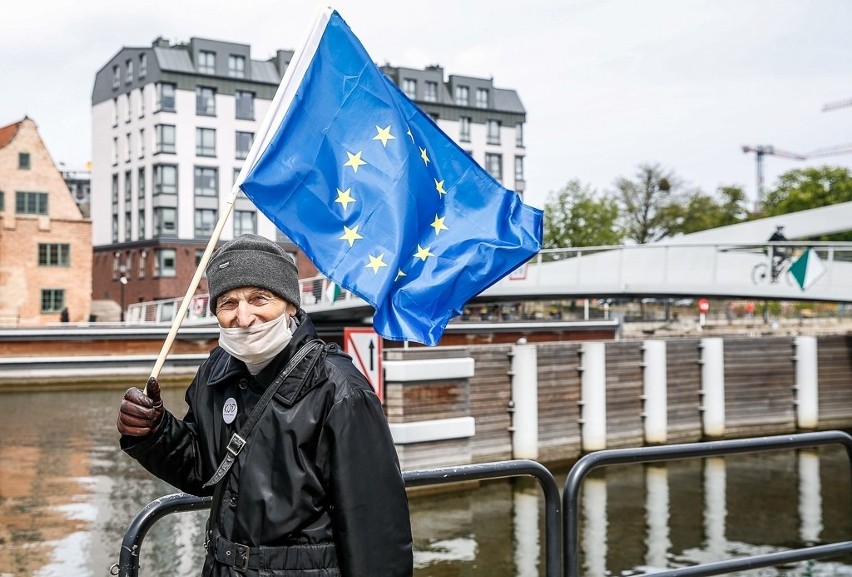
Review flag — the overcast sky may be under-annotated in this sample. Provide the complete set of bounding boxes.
[4,0,852,209]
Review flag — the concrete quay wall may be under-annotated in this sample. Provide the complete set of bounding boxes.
[385,334,852,470]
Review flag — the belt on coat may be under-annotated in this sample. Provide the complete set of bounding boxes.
[212,534,338,573]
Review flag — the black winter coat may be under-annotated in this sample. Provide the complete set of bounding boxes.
[122,312,413,577]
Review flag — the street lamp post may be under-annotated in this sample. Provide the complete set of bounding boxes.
[119,265,128,322]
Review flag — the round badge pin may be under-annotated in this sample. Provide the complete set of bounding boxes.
[223,397,238,424]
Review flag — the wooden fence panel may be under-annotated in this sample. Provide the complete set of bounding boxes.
[665,338,703,442]
[817,334,852,425]
[723,336,795,434]
[467,345,514,462]
[604,341,644,448]
[536,342,582,463]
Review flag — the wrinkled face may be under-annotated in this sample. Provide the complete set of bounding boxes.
[214,287,296,328]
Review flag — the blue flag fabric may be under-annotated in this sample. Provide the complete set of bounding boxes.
[240,10,542,345]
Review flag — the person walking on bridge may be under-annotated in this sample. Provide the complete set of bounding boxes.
[117,234,413,577]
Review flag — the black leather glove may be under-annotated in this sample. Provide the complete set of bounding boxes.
[117,377,164,436]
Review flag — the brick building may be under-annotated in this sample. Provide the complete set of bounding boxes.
[0,117,93,325]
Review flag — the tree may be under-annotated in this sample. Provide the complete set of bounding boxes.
[672,185,750,235]
[761,165,852,240]
[542,180,622,248]
[762,165,852,214]
[613,163,685,243]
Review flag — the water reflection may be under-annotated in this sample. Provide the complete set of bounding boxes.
[0,388,849,577]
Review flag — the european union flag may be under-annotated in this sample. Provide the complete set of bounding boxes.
[239,9,542,345]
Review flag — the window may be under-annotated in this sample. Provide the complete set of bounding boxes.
[195,208,217,237]
[125,210,132,241]
[515,156,525,182]
[198,50,216,74]
[18,152,30,169]
[138,128,145,157]
[125,133,132,162]
[155,124,176,154]
[124,93,131,123]
[196,86,216,116]
[154,248,177,277]
[487,119,501,145]
[157,83,176,112]
[424,81,438,102]
[112,213,119,242]
[125,59,133,83]
[235,91,254,120]
[41,289,65,313]
[459,117,471,142]
[454,85,469,106]
[228,54,246,78]
[485,153,502,181]
[124,170,132,202]
[138,87,145,117]
[233,167,241,185]
[194,166,218,196]
[234,210,256,236]
[475,88,489,108]
[136,209,145,238]
[236,131,253,160]
[15,191,48,215]
[153,164,177,194]
[137,167,145,198]
[154,208,177,237]
[112,174,119,203]
[138,250,147,278]
[112,137,118,164]
[139,53,147,78]
[196,128,216,156]
[112,98,118,126]
[515,122,524,147]
[402,78,417,99]
[38,244,70,267]
[112,65,120,88]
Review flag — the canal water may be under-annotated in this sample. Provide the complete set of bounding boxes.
[0,387,849,577]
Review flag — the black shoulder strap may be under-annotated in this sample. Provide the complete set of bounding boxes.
[202,338,322,489]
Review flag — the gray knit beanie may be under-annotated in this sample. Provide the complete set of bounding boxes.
[206,234,300,313]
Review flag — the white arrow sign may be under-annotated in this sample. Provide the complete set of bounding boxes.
[343,327,383,402]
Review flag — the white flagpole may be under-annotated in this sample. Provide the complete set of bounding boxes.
[144,7,334,391]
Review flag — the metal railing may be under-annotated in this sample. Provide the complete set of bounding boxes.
[113,459,562,577]
[563,430,852,577]
[114,432,852,576]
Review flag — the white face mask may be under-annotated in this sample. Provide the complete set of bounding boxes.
[218,313,293,374]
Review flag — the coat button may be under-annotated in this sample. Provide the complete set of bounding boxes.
[238,379,248,389]
[230,493,238,505]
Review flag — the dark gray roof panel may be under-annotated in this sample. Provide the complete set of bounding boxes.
[493,88,525,114]
[153,47,195,73]
[251,60,281,84]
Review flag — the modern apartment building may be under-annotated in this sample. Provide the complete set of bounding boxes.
[91,37,526,310]
[0,117,92,326]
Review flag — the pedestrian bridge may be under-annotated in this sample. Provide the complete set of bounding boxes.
[127,203,852,325]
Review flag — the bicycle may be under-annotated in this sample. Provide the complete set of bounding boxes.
[751,253,794,285]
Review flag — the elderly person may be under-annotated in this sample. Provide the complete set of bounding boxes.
[117,234,413,577]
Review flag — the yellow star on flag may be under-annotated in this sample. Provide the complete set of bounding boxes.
[373,125,395,147]
[339,225,364,247]
[419,147,430,165]
[434,179,447,197]
[406,128,415,142]
[413,244,434,262]
[335,187,356,211]
[343,151,367,173]
[365,253,388,274]
[430,215,448,235]
[394,269,407,282]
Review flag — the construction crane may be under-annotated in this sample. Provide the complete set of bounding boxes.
[741,145,806,208]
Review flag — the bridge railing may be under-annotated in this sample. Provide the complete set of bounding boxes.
[125,241,852,324]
